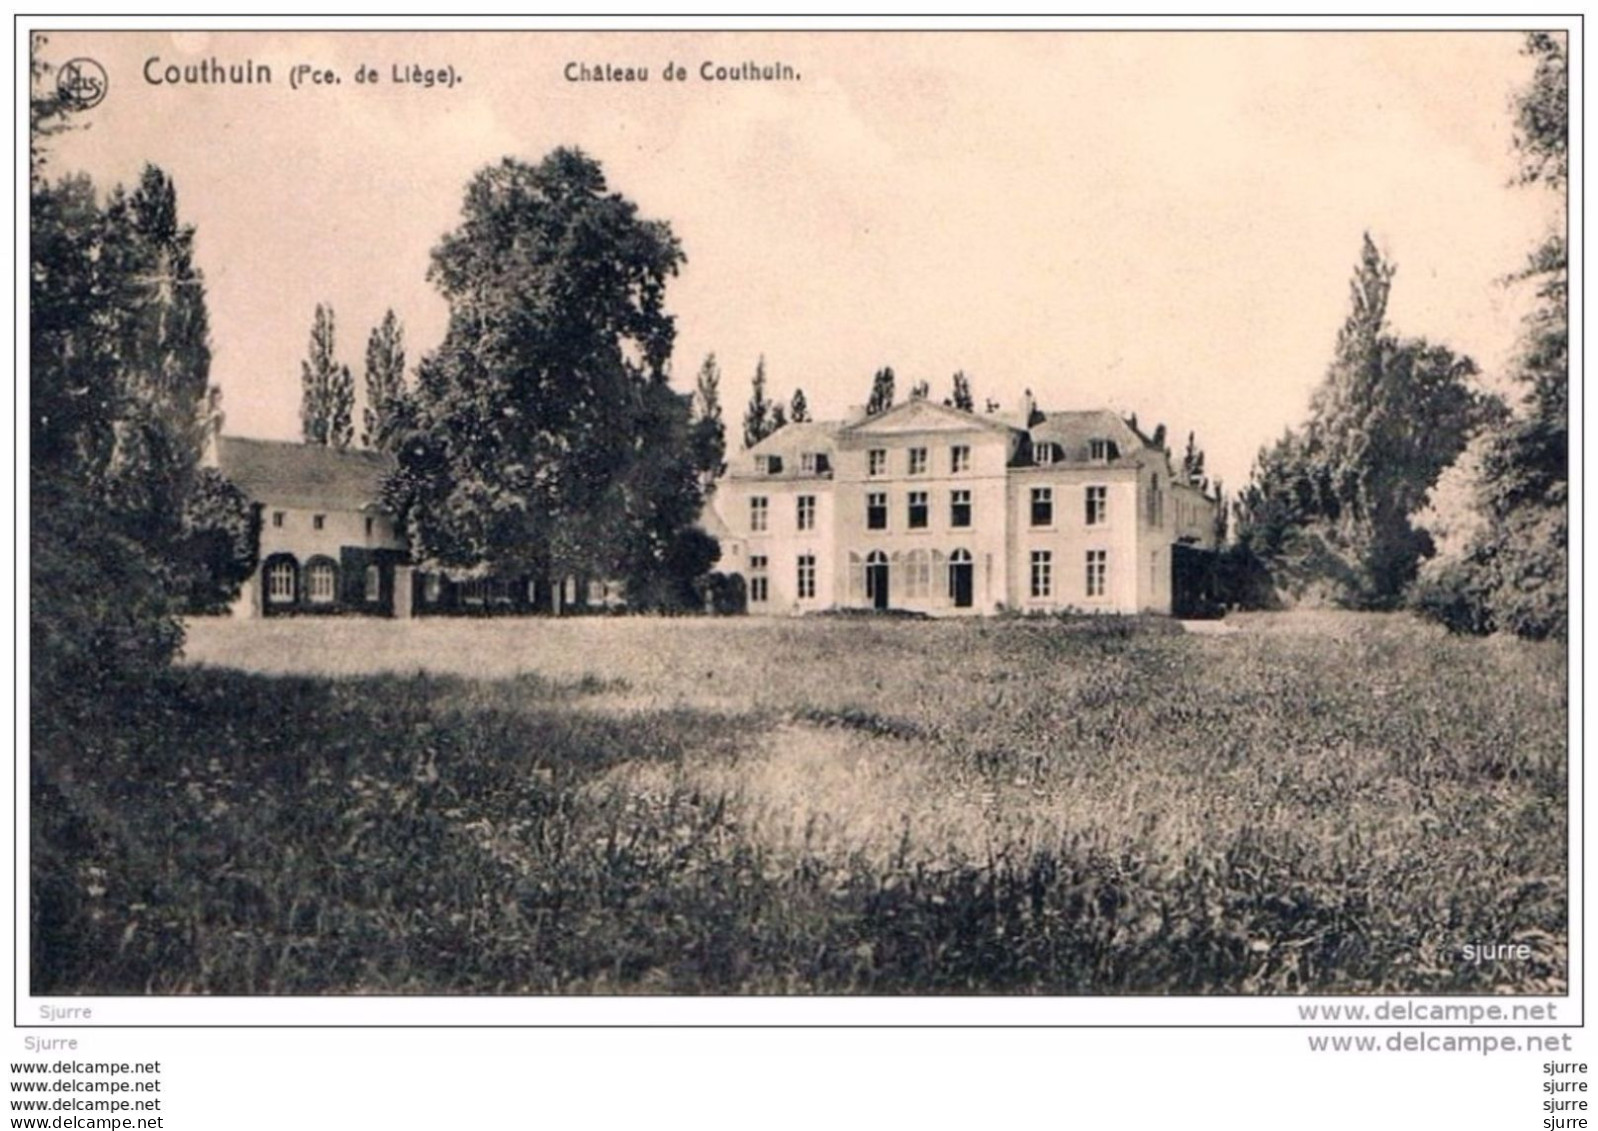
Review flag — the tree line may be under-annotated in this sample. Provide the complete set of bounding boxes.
[1227,33,1565,639]
[32,41,256,698]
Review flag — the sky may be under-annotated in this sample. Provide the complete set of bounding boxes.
[36,28,1562,492]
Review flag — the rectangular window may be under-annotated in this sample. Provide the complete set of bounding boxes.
[951,445,970,473]
[797,554,816,600]
[867,492,888,530]
[1086,550,1108,598]
[756,454,784,475]
[272,511,285,529]
[1146,476,1165,527]
[908,448,928,475]
[801,452,816,472]
[750,497,768,533]
[1030,486,1053,527]
[1085,485,1107,526]
[868,449,887,477]
[365,515,375,537]
[1090,438,1117,462]
[1030,550,1053,599]
[313,514,326,531]
[1035,443,1055,466]
[950,489,972,528]
[797,495,816,531]
[749,555,769,603]
[907,490,929,529]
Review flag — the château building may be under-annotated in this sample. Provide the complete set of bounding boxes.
[708,397,1221,616]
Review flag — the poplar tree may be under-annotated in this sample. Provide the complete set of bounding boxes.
[300,303,354,448]
[361,309,407,452]
[743,355,774,449]
[691,352,727,489]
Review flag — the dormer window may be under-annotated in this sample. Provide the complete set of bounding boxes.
[799,451,831,474]
[1035,443,1056,467]
[756,454,784,475]
[1089,439,1118,462]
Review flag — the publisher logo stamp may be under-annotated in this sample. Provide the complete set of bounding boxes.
[57,58,108,109]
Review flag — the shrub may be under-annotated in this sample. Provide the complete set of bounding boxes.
[31,474,183,704]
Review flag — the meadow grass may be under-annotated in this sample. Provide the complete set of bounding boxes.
[32,612,1566,994]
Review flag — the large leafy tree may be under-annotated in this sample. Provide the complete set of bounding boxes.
[361,308,408,452]
[31,60,246,687]
[1235,235,1501,607]
[1412,33,1567,638]
[300,303,354,448]
[390,148,697,601]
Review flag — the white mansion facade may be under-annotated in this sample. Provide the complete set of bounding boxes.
[709,398,1220,617]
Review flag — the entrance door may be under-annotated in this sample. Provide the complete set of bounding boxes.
[866,551,890,611]
[949,550,973,609]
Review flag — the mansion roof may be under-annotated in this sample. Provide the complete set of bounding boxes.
[214,436,396,512]
[729,400,1169,477]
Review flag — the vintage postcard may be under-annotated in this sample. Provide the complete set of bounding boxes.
[25,25,1570,1030]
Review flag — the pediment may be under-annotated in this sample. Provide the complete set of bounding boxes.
[844,400,1013,438]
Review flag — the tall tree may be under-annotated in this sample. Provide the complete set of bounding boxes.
[300,304,354,448]
[866,366,895,415]
[1412,33,1567,638]
[388,148,697,601]
[949,370,974,413]
[361,309,408,452]
[743,355,774,449]
[909,379,930,401]
[30,149,247,687]
[789,387,810,423]
[690,352,727,490]
[1236,235,1500,607]
[768,402,788,432]
[95,167,221,535]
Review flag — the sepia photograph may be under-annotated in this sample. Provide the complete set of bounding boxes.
[26,26,1568,1007]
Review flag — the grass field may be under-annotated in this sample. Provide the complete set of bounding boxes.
[32,611,1567,995]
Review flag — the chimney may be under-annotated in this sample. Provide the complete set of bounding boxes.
[1021,388,1038,426]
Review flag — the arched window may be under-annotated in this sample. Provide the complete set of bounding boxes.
[307,558,338,604]
[865,551,890,609]
[364,564,381,602]
[948,549,974,608]
[266,557,298,604]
